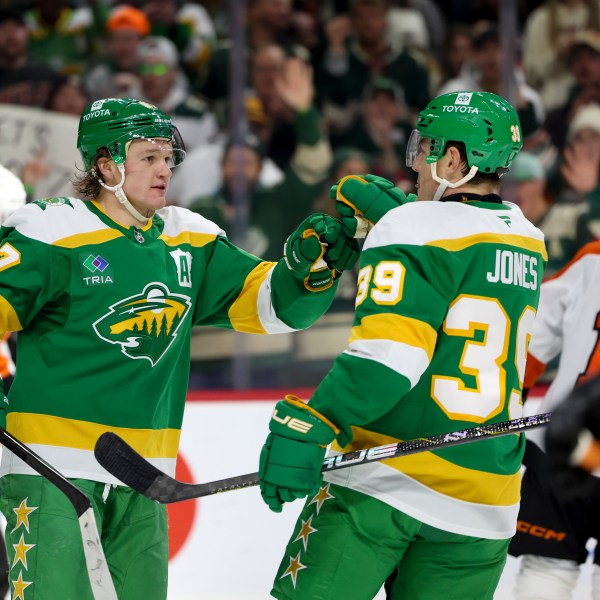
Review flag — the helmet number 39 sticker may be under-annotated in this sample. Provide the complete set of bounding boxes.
[510,125,521,143]
[0,242,20,271]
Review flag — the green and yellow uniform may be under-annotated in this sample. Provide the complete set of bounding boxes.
[272,196,547,598]
[0,197,338,598]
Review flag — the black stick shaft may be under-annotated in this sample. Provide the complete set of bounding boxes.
[95,412,551,504]
[0,428,90,515]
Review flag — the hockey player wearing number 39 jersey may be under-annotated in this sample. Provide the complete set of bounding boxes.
[0,98,359,598]
[258,92,548,600]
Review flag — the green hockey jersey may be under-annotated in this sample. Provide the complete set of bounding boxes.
[310,198,547,539]
[0,197,337,483]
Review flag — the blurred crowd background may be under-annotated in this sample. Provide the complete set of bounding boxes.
[1,0,598,389]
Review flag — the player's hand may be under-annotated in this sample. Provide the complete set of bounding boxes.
[284,214,359,291]
[545,375,600,503]
[259,395,339,512]
[331,174,416,238]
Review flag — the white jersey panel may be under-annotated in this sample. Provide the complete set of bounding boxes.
[530,248,600,415]
[365,200,545,252]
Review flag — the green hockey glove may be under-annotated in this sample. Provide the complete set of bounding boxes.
[331,174,416,238]
[259,395,339,513]
[284,213,359,291]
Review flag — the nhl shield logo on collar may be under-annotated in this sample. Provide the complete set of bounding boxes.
[134,229,145,244]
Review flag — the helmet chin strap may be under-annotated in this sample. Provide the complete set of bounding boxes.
[97,163,149,225]
[430,162,479,201]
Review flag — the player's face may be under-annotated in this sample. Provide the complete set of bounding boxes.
[410,137,437,201]
[123,139,174,213]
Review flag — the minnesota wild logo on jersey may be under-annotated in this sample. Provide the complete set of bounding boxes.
[33,197,74,209]
[93,282,191,366]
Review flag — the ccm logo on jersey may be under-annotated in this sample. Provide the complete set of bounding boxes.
[271,411,313,434]
[516,520,567,541]
[486,249,538,290]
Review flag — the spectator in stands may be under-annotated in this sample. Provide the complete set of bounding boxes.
[387,0,446,89]
[504,151,593,277]
[439,22,545,140]
[247,0,297,49]
[189,56,332,261]
[386,1,429,55]
[245,43,322,170]
[437,23,474,89]
[523,0,600,111]
[45,75,91,117]
[0,8,62,108]
[131,0,215,90]
[315,0,430,135]
[22,0,107,76]
[544,30,600,152]
[437,0,511,24]
[201,0,309,111]
[85,5,150,101]
[136,35,218,152]
[328,77,414,185]
[558,103,600,236]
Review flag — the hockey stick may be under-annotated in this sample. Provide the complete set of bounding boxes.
[0,428,118,600]
[94,412,551,505]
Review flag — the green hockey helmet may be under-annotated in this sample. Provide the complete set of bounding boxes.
[77,98,186,171]
[406,91,523,175]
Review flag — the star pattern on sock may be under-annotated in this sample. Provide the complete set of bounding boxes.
[11,498,38,534]
[279,551,306,589]
[12,569,32,600]
[12,533,35,569]
[293,514,317,552]
[308,483,334,514]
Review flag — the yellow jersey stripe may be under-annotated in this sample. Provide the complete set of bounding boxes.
[158,231,217,247]
[426,233,548,261]
[332,427,520,506]
[228,262,276,334]
[0,295,23,334]
[53,229,124,248]
[349,313,437,361]
[7,413,181,459]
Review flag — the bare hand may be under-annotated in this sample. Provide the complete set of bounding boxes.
[275,57,314,113]
[560,139,600,195]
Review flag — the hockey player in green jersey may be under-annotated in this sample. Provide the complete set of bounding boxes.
[258,91,548,599]
[0,98,359,598]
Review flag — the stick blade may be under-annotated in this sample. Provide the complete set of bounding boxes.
[95,432,162,496]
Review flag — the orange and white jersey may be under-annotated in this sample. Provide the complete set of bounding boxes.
[0,332,15,380]
[524,241,600,425]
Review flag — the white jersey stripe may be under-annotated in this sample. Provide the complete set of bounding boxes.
[344,338,430,388]
[324,460,519,539]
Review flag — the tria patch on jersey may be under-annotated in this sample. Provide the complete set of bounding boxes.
[93,282,191,366]
[79,253,114,287]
